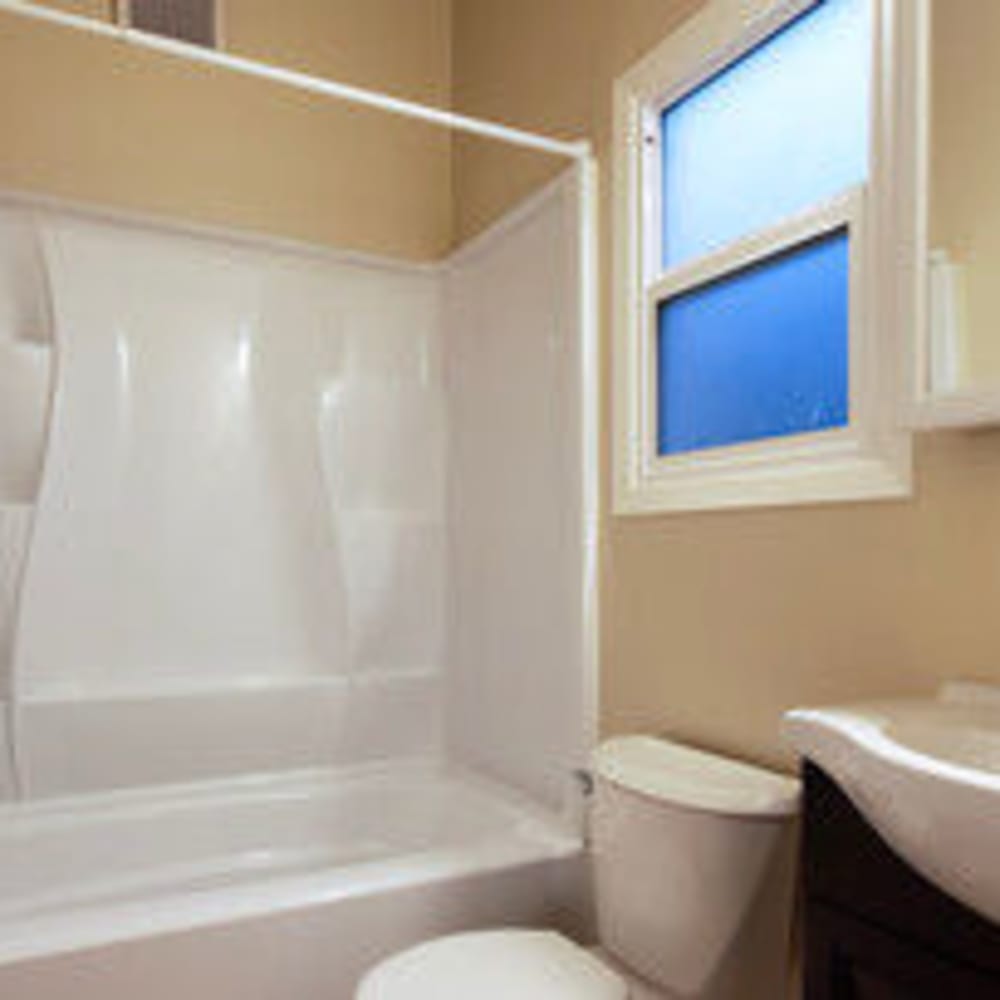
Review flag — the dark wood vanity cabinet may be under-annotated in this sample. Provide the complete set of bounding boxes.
[802,763,1000,1000]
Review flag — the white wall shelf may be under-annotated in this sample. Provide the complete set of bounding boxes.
[906,250,1000,432]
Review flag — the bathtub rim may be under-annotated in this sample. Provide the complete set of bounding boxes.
[0,757,583,966]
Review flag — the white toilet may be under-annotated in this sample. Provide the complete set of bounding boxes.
[357,736,801,1000]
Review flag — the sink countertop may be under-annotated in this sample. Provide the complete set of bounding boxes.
[784,682,1000,926]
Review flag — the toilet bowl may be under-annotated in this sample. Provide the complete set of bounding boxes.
[357,736,800,1000]
[356,931,670,1000]
[358,930,629,1000]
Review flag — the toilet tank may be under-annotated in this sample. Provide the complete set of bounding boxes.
[590,737,800,1000]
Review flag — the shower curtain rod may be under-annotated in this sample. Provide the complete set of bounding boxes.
[0,0,591,161]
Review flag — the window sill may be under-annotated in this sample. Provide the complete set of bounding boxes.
[614,438,912,515]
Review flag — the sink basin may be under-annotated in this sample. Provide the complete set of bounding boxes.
[783,682,1000,925]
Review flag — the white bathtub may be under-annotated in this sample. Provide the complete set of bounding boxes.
[0,183,594,998]
[0,761,586,999]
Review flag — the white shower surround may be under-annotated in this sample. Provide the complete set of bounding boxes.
[13,202,450,797]
[0,169,596,997]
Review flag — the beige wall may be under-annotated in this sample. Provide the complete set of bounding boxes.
[10,0,1000,772]
[452,0,1000,771]
[931,0,1000,383]
[451,0,702,243]
[2,0,452,260]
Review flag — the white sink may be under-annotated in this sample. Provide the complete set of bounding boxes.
[783,682,1000,925]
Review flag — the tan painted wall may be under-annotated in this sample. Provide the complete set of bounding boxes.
[11,0,1000,771]
[452,0,1000,771]
[452,0,703,244]
[38,0,109,16]
[2,0,452,260]
[931,0,1000,384]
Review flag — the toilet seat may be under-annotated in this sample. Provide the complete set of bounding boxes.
[357,929,629,1000]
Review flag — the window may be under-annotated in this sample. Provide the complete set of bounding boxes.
[612,0,929,514]
[118,0,219,48]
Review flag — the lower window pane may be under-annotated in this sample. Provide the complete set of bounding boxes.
[657,230,849,456]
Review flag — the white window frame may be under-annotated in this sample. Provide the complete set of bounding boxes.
[612,0,929,515]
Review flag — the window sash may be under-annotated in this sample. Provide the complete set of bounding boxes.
[637,191,864,473]
[637,0,827,287]
[645,189,859,305]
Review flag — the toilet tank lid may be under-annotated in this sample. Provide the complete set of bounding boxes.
[592,736,800,818]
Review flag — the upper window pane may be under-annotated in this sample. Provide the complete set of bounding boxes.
[661,0,870,268]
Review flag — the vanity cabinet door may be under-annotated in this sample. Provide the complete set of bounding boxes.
[803,765,1000,998]
[806,898,1000,1000]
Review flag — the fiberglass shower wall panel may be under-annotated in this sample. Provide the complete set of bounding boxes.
[11,209,445,797]
[444,172,587,813]
[0,207,55,800]
[0,209,52,506]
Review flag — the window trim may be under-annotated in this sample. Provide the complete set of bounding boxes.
[612,0,929,515]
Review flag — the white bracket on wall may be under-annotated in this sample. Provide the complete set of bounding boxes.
[927,249,964,395]
[907,250,1000,430]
